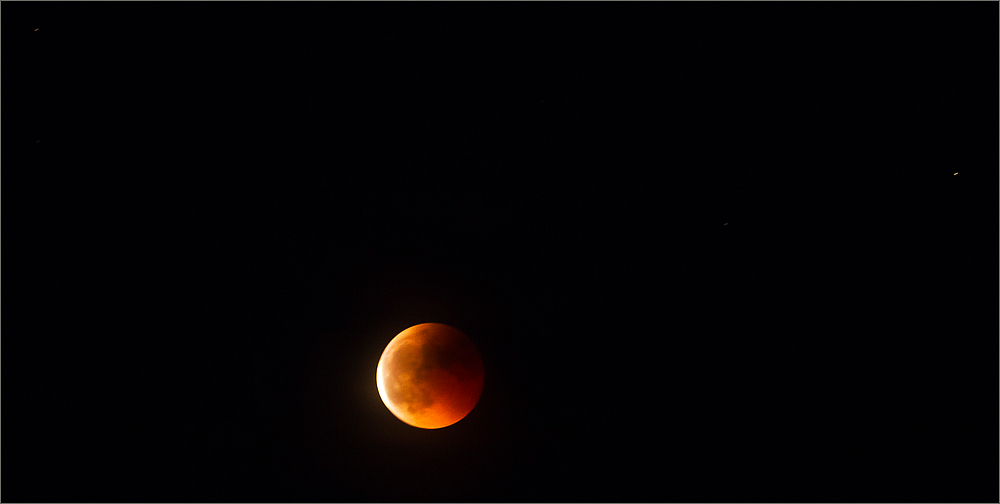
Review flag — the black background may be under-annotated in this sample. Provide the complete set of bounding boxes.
[4,2,995,503]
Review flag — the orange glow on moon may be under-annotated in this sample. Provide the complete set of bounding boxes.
[376,323,485,429]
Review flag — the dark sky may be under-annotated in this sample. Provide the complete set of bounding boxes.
[5,3,994,503]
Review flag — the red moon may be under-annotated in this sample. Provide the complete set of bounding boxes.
[376,323,485,429]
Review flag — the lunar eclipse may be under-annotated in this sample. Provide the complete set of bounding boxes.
[376,323,485,429]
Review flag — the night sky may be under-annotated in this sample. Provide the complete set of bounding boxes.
[5,3,994,503]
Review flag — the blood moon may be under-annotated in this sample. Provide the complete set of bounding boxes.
[376,323,484,429]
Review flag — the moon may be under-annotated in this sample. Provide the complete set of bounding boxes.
[376,323,485,429]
